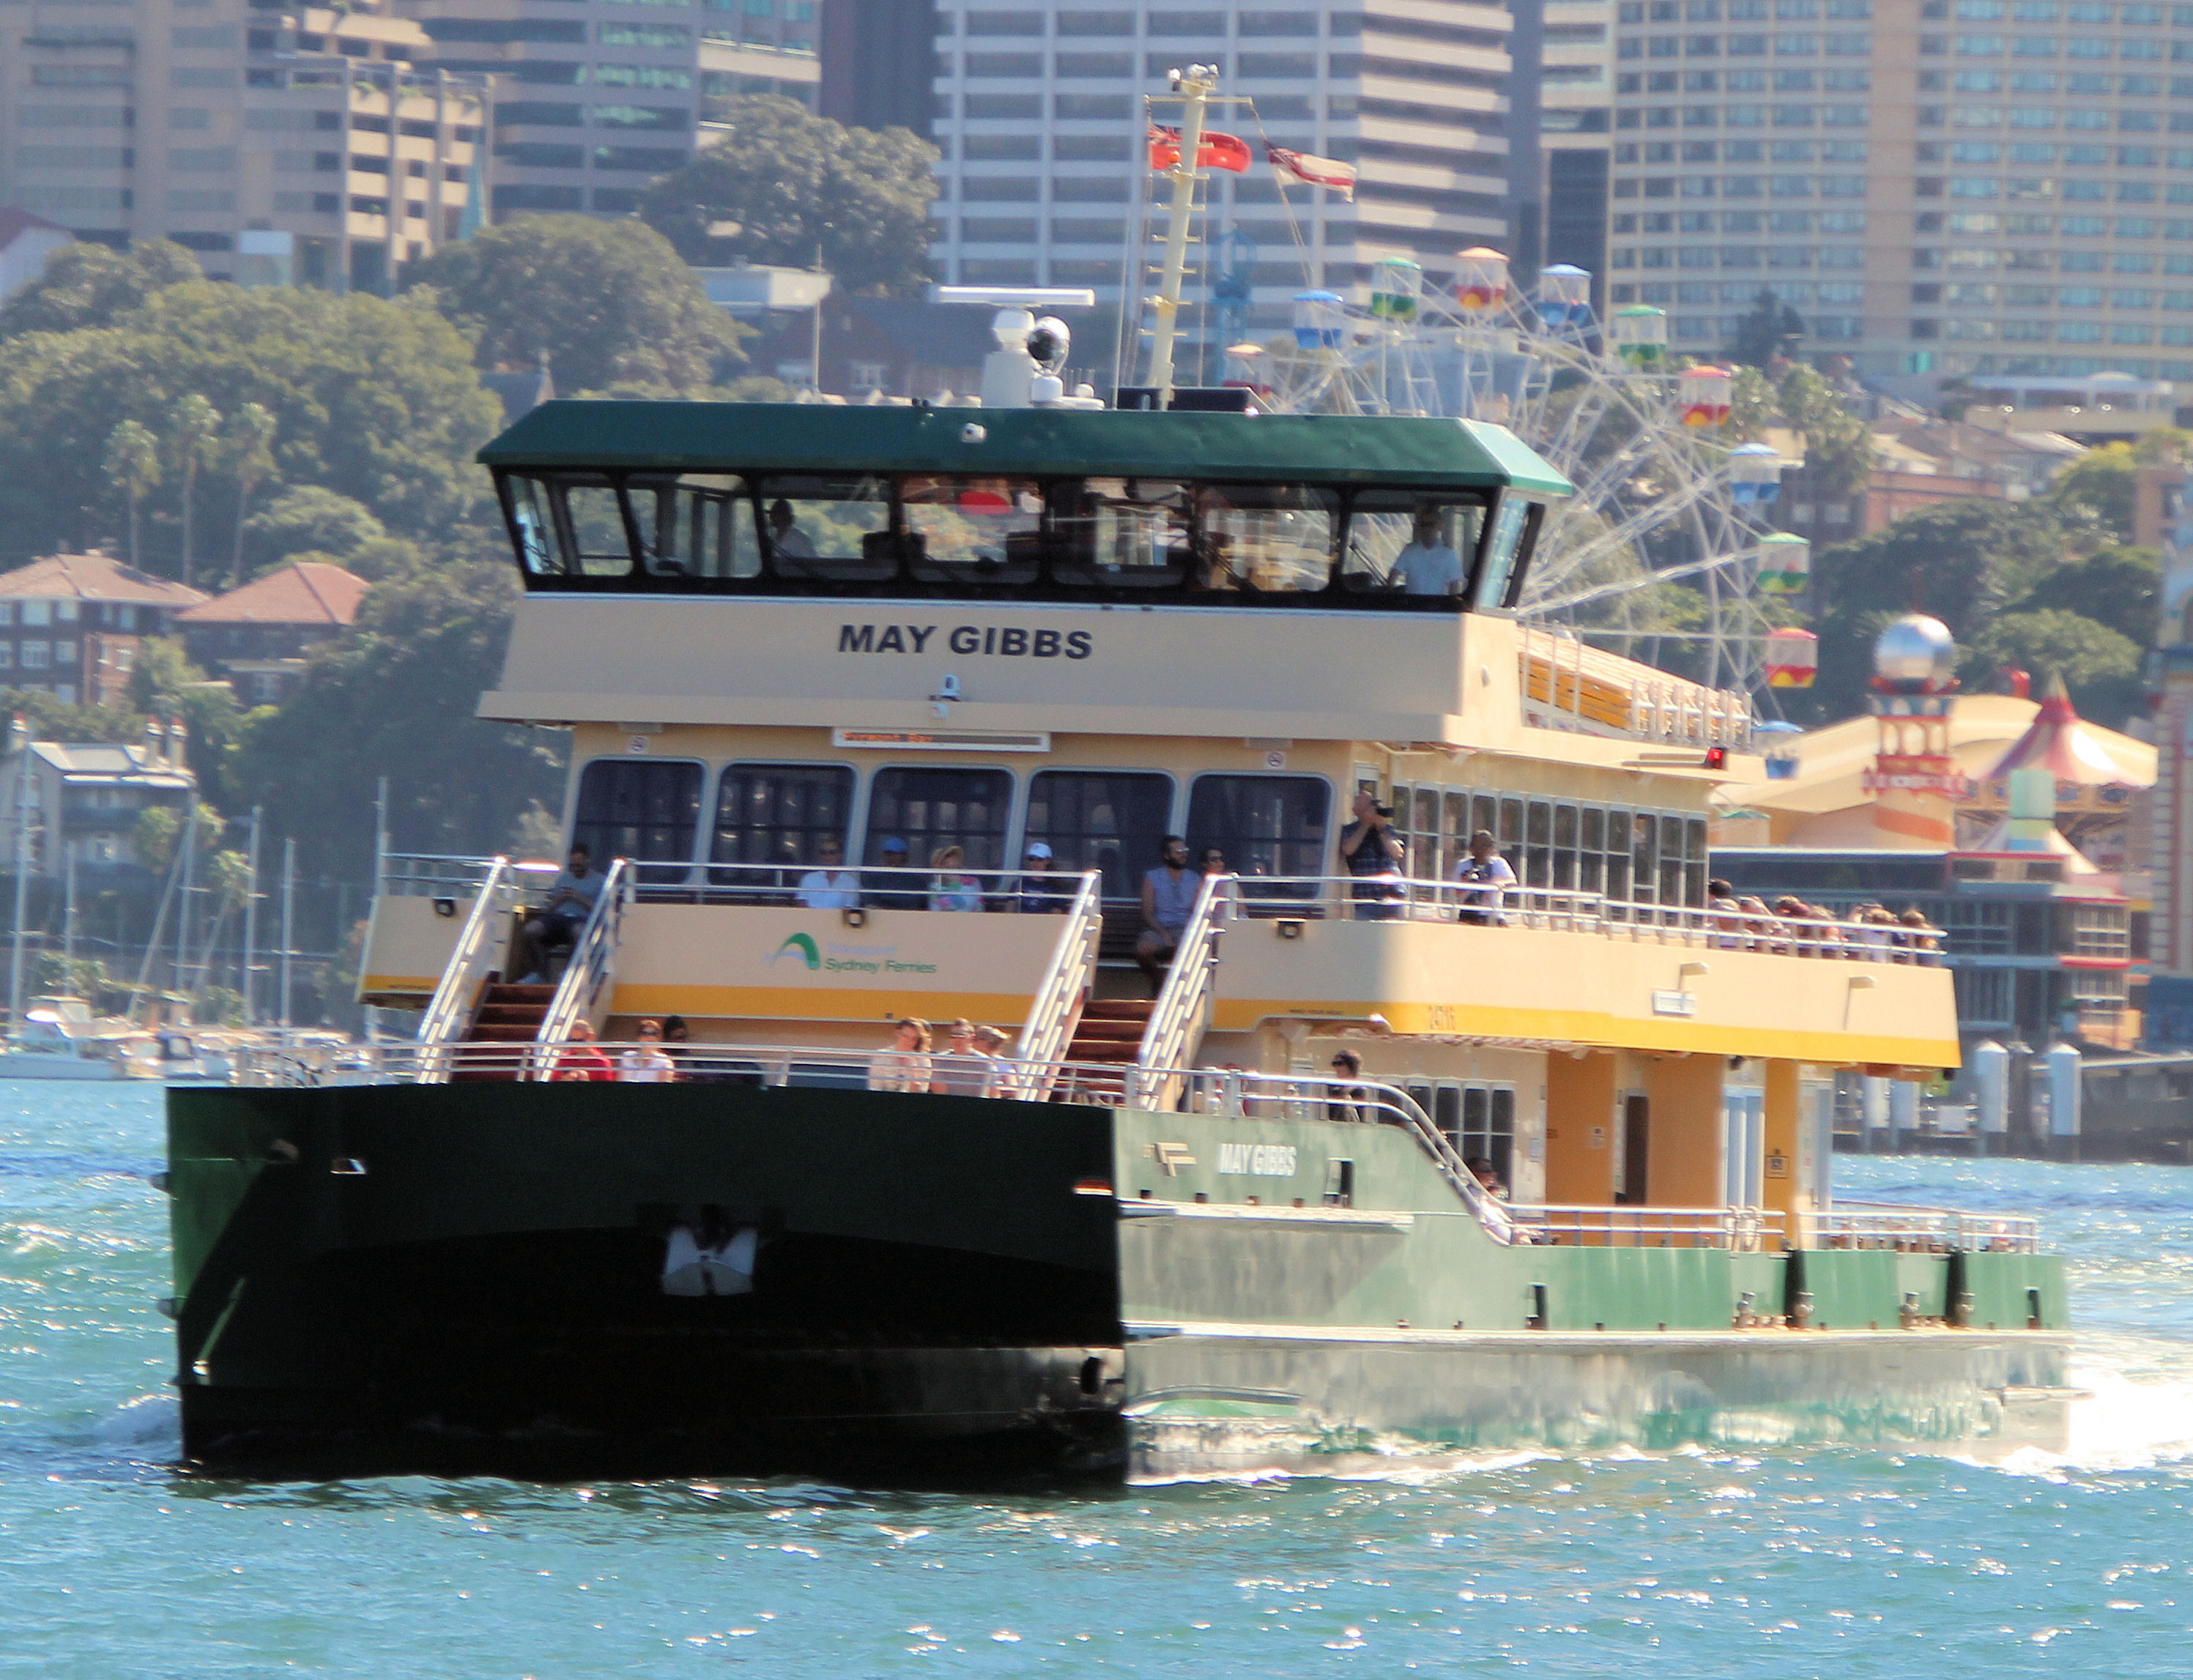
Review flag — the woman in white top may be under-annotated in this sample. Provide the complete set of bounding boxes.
[619,1018,677,1082]
[869,1016,940,1093]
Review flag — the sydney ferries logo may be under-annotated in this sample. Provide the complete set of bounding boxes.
[765,932,936,975]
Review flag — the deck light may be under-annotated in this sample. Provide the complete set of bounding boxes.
[842,907,868,929]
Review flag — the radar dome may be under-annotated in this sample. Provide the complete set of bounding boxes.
[1873,614,1956,694]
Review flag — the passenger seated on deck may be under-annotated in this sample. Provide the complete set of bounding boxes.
[1011,842,1073,913]
[513,842,604,984]
[869,1017,940,1093]
[549,1019,615,1082]
[865,836,926,910]
[928,844,984,912]
[934,1019,992,1096]
[796,837,861,910]
[1464,1155,1516,1244]
[619,1018,676,1083]
[1137,836,1198,995]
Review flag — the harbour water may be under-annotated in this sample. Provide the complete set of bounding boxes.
[4,1085,2191,1677]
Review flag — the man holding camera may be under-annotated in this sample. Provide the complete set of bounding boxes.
[1338,789,1406,921]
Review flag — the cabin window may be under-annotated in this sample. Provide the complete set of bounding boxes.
[1578,806,1606,894]
[628,473,762,579]
[865,766,1013,869]
[1604,807,1634,904]
[708,762,855,885]
[550,474,640,576]
[1474,495,1537,609]
[504,473,557,575]
[571,758,702,888]
[756,475,895,581]
[1185,773,1331,892]
[1553,803,1579,891]
[1630,811,1659,907]
[1404,1079,1515,1186]
[1047,476,1192,587]
[1194,482,1338,593]
[1524,799,1554,889]
[1023,769,1174,904]
[901,475,1044,584]
[1340,489,1486,595]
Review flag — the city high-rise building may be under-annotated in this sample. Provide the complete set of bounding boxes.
[926,1,1512,340]
[392,0,817,219]
[0,1,486,291]
[1605,0,2193,388]
[820,0,939,134]
[1539,0,1613,299]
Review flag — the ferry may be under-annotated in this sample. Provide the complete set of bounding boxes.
[152,384,2071,1479]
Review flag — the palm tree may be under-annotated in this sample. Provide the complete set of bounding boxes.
[225,403,278,590]
[168,393,220,590]
[103,420,160,570]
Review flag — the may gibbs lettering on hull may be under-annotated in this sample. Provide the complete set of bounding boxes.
[836,624,1094,659]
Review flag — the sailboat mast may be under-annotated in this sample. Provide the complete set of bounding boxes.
[1145,65,1217,404]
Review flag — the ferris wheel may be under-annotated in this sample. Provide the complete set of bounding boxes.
[1222,250,1816,706]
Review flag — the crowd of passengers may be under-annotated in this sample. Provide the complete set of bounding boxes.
[547,1014,1020,1090]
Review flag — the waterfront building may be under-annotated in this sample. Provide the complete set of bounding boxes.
[1605,0,2193,390]
[0,209,71,300]
[0,1,486,291]
[925,0,1513,337]
[0,555,207,710]
[174,560,369,706]
[0,716,196,880]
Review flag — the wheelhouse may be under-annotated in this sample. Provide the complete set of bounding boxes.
[478,402,1569,612]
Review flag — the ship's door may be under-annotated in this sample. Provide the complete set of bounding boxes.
[1616,1093,1650,1204]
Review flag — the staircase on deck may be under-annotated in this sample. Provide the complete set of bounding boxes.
[456,982,554,1081]
[1061,996,1152,1099]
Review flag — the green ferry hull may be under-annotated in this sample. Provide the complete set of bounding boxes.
[165,1083,2071,1479]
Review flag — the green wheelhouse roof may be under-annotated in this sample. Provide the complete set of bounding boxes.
[477,401,1573,498]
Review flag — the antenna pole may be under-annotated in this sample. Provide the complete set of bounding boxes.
[1146,66,1217,404]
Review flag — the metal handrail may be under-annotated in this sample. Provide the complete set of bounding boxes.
[414,856,515,1077]
[530,857,631,1077]
[1130,870,1231,1110]
[1814,1200,2041,1254]
[1225,871,1946,962]
[1006,870,1104,1099]
[1511,1202,1786,1252]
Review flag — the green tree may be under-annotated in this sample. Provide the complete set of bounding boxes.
[2049,441,2139,543]
[0,282,501,564]
[128,636,252,814]
[1724,289,1806,368]
[400,216,743,396]
[1960,607,2145,724]
[133,802,225,875]
[168,393,220,591]
[242,486,387,570]
[0,239,200,339]
[223,401,278,590]
[2011,543,2161,647]
[103,418,160,570]
[234,560,566,885]
[1777,363,1874,500]
[641,95,940,296]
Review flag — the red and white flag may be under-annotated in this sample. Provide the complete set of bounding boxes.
[1147,124,1254,173]
[1266,145,1357,200]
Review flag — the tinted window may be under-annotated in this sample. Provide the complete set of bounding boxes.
[757,474,894,581]
[1195,482,1338,593]
[571,759,702,886]
[628,472,761,579]
[1474,495,1537,608]
[902,475,1043,584]
[1047,476,1191,587]
[1186,774,1332,890]
[1341,490,1487,595]
[865,766,1013,869]
[557,475,638,576]
[1024,770,1173,902]
[710,762,854,877]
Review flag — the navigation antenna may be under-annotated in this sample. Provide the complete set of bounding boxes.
[1145,64,1220,405]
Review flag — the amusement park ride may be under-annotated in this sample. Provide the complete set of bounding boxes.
[1138,73,1822,709]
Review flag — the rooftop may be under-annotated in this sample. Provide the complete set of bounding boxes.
[26,742,191,789]
[0,208,68,252]
[0,554,208,609]
[174,562,369,630]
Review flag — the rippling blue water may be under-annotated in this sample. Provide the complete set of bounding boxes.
[5,1086,2192,1677]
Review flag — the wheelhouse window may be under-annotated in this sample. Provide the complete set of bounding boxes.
[1474,494,1540,609]
[571,758,702,888]
[709,762,854,885]
[1186,774,1332,892]
[1048,476,1192,588]
[628,473,762,579]
[1195,482,1337,593]
[756,475,894,581]
[1023,770,1174,904]
[506,472,638,577]
[864,766,1013,869]
[1340,490,1487,596]
[902,475,1043,584]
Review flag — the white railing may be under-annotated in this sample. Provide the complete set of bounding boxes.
[1510,1203,1786,1252]
[1811,1200,2041,1255]
[1224,871,1946,964]
[1518,624,1753,748]
[379,851,533,899]
[1129,870,1231,1110]
[1006,871,1104,1099]
[531,857,631,1074]
[414,856,517,1075]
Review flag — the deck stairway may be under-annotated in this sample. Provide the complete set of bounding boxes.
[455,983,554,1082]
[1060,997,1152,1100]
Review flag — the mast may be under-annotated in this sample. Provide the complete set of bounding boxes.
[7,714,27,1038]
[242,805,261,1026]
[1145,64,1218,405]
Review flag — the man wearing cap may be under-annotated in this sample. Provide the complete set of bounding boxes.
[865,836,926,910]
[1012,841,1073,913]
